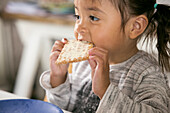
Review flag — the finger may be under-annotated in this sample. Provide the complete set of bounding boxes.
[54,40,64,46]
[94,47,108,53]
[61,38,68,44]
[89,55,107,81]
[89,47,108,57]
[50,51,60,62]
[89,47,108,62]
[51,44,63,52]
[89,55,104,70]
[52,39,68,52]
[88,56,97,70]
[88,56,97,79]
[51,40,65,52]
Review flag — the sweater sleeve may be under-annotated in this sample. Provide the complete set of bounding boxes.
[96,69,170,113]
[40,70,72,110]
[39,61,91,111]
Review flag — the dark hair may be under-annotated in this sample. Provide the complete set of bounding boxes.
[110,0,170,72]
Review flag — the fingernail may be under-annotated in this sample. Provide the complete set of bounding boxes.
[62,38,67,42]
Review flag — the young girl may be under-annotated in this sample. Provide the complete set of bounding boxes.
[40,0,170,112]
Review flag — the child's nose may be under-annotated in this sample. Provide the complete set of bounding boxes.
[75,19,88,36]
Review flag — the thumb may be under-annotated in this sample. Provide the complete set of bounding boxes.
[88,56,97,78]
[88,56,97,70]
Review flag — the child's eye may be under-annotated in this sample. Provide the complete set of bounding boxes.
[89,15,99,21]
[74,14,80,20]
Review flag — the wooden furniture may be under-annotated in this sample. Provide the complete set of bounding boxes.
[0,10,75,26]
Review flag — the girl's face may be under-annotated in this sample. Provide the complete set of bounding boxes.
[74,0,138,64]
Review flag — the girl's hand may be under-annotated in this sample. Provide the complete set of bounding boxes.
[88,47,110,99]
[50,38,69,88]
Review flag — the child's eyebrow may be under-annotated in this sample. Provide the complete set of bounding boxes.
[74,5,106,15]
[87,7,106,15]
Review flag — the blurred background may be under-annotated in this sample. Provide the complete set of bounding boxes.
[0,0,169,100]
[0,0,75,100]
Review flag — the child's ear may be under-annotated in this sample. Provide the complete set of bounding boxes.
[129,15,148,39]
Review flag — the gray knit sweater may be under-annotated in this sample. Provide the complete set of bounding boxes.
[40,50,170,113]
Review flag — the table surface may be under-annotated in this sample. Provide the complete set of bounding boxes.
[0,90,28,100]
[0,90,72,113]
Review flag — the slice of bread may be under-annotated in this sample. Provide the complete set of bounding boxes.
[56,39,93,64]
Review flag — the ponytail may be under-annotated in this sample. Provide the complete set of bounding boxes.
[147,4,170,72]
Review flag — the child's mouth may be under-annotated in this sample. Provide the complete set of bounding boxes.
[78,34,95,46]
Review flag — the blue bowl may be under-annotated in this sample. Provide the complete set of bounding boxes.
[0,99,63,113]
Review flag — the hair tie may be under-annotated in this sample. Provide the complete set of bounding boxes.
[154,3,158,9]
